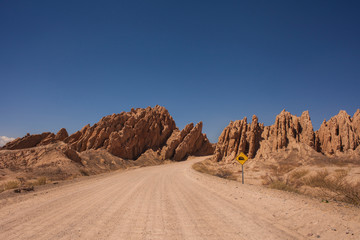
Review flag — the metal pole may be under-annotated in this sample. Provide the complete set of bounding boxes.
[242,164,244,184]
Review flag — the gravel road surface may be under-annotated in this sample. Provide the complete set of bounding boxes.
[0,156,359,240]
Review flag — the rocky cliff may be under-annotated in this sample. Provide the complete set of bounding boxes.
[315,110,360,155]
[2,128,69,150]
[2,106,214,161]
[215,109,360,162]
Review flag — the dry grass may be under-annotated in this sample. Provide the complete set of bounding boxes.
[311,156,360,167]
[35,177,47,186]
[192,160,237,181]
[262,168,310,194]
[1,180,20,191]
[290,169,309,180]
[305,170,360,205]
[25,176,48,187]
[262,174,301,193]
[215,169,237,180]
[79,169,90,176]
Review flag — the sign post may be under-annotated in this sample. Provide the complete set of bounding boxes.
[235,152,248,184]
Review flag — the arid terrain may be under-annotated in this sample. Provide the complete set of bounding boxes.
[0,156,359,240]
[1,106,360,239]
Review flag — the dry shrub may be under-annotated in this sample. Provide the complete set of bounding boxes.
[192,160,216,175]
[262,175,300,193]
[192,160,237,181]
[2,180,20,191]
[80,169,90,176]
[290,169,309,180]
[305,170,360,205]
[267,163,298,180]
[311,156,360,167]
[29,177,47,186]
[215,169,237,180]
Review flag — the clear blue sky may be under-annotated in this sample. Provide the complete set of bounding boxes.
[1,0,359,143]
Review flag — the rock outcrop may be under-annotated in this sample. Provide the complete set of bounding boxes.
[315,110,360,155]
[215,115,264,162]
[265,110,315,151]
[2,132,54,150]
[215,109,360,162]
[55,128,69,141]
[64,106,177,159]
[2,106,214,161]
[2,128,70,150]
[171,122,213,161]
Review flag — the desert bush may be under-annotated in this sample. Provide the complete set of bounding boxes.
[268,164,296,177]
[305,170,360,205]
[215,169,237,180]
[80,169,90,176]
[192,161,216,175]
[193,160,237,180]
[262,175,300,193]
[2,180,20,190]
[35,177,47,186]
[290,169,309,180]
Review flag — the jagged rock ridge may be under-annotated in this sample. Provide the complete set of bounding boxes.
[215,109,360,162]
[2,106,214,161]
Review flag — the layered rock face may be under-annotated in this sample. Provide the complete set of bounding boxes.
[215,115,264,161]
[215,109,359,162]
[64,106,177,159]
[264,110,315,150]
[2,128,69,150]
[316,110,360,154]
[2,106,214,161]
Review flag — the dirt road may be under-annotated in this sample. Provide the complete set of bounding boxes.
[0,156,359,240]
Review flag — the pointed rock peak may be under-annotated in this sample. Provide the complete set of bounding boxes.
[301,110,310,118]
[55,128,68,141]
[337,110,350,118]
[353,109,360,118]
[195,121,203,129]
[277,109,294,118]
[251,115,258,124]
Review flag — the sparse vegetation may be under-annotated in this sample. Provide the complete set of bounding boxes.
[35,177,47,185]
[192,160,216,175]
[192,160,237,181]
[261,175,301,193]
[290,169,309,180]
[215,169,237,180]
[305,170,360,206]
[80,169,90,176]
[262,167,360,206]
[2,180,20,191]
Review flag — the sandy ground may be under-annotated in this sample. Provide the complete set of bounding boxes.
[0,156,359,240]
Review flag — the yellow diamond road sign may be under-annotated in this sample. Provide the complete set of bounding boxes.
[236,152,248,165]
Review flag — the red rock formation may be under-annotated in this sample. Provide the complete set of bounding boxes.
[160,123,194,160]
[55,128,69,141]
[215,109,360,162]
[215,110,315,161]
[2,106,214,161]
[268,110,315,150]
[2,132,54,150]
[172,122,213,161]
[64,106,177,159]
[215,115,264,161]
[2,128,69,150]
[315,110,359,154]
